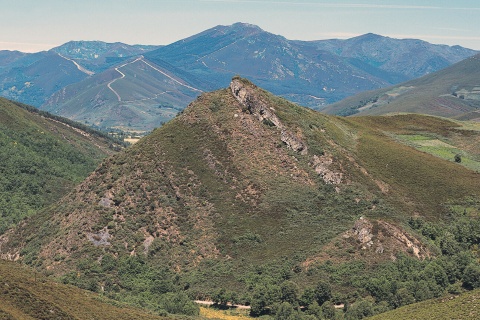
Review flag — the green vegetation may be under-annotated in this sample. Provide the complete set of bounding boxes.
[0,259,169,319]
[2,80,480,319]
[393,126,480,172]
[0,97,118,234]
[367,289,480,320]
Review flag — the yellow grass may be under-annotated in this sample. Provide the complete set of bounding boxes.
[200,307,252,320]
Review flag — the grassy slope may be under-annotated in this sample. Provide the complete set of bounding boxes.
[367,289,480,320]
[1,79,480,312]
[324,54,480,118]
[42,58,200,131]
[0,97,118,233]
[0,259,167,320]
[347,114,480,217]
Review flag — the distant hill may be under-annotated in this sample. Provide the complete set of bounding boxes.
[0,50,27,69]
[0,97,119,235]
[41,56,203,131]
[0,41,161,108]
[2,78,480,317]
[0,51,89,106]
[323,53,480,118]
[50,40,161,73]
[308,33,475,82]
[0,259,167,319]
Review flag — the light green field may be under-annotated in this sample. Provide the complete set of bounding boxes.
[395,132,480,172]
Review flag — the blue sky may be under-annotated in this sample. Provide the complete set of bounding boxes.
[1,0,480,52]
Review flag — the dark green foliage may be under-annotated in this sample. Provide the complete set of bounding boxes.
[344,299,375,320]
[157,292,199,316]
[454,153,462,163]
[314,281,332,306]
[280,281,300,306]
[321,303,336,319]
[0,98,114,234]
[273,302,299,320]
[462,263,480,289]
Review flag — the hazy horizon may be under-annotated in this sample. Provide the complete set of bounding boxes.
[1,0,480,52]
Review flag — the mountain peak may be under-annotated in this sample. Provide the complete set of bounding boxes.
[354,33,385,41]
[213,22,264,37]
[230,22,263,31]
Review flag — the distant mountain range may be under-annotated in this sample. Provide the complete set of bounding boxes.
[323,53,480,119]
[0,22,477,130]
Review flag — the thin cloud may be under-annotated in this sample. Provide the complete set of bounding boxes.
[434,27,473,32]
[200,0,480,10]
[0,41,56,52]
[389,34,480,41]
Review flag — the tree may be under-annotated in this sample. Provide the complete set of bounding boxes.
[454,154,462,163]
[280,281,300,306]
[462,263,480,289]
[300,288,316,307]
[273,302,297,320]
[392,287,415,308]
[213,288,230,307]
[423,262,448,288]
[250,286,269,317]
[314,281,332,306]
[321,303,336,319]
[344,299,374,320]
[158,292,199,316]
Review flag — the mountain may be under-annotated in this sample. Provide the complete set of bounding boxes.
[0,259,168,319]
[323,53,480,118]
[0,97,120,235]
[0,51,89,107]
[0,41,161,108]
[41,56,203,131]
[0,50,28,70]
[307,32,476,82]
[2,78,480,317]
[50,40,161,73]
[146,23,477,108]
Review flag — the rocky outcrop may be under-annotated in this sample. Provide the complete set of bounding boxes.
[230,78,308,155]
[343,217,430,259]
[86,227,111,246]
[310,154,343,184]
[230,79,282,127]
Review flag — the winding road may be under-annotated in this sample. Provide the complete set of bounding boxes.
[106,56,203,102]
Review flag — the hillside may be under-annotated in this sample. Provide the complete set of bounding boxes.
[367,289,480,320]
[0,97,120,235]
[0,41,160,108]
[0,51,89,107]
[41,56,203,131]
[324,53,480,118]
[50,40,161,73]
[0,259,168,320]
[1,78,480,318]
